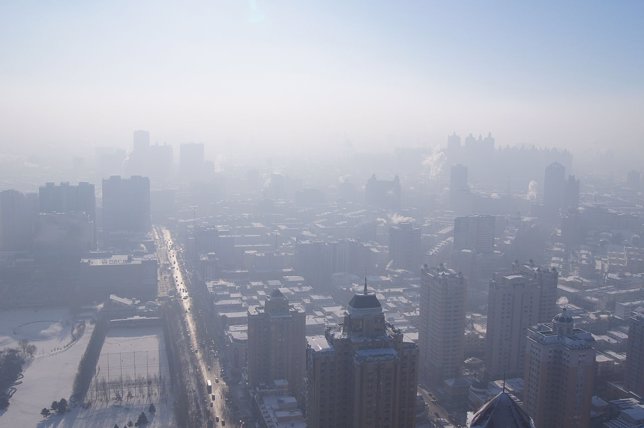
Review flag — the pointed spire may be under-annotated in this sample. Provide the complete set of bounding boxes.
[364,277,368,295]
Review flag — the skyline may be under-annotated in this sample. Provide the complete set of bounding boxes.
[1,1,643,160]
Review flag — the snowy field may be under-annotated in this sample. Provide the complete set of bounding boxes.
[53,326,175,428]
[0,307,95,426]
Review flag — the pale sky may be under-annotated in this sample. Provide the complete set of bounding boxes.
[1,1,643,158]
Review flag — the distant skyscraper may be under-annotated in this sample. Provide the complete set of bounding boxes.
[543,162,566,214]
[447,133,461,154]
[625,310,644,397]
[453,215,495,254]
[39,182,96,221]
[101,176,151,234]
[247,289,306,397]
[485,264,558,379]
[365,174,401,209]
[306,282,419,428]
[450,164,468,194]
[180,143,207,182]
[524,309,595,428]
[0,190,37,251]
[132,129,150,152]
[419,265,467,384]
[388,222,422,271]
[563,175,580,211]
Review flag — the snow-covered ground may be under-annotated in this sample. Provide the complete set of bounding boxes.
[47,326,175,427]
[0,307,95,426]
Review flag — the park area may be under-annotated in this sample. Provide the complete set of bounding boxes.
[0,307,95,426]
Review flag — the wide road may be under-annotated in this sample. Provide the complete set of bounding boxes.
[158,227,237,428]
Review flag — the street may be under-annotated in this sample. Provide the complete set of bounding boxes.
[156,227,239,427]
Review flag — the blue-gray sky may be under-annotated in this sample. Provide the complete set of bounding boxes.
[1,1,643,157]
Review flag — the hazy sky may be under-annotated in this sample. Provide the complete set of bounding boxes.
[1,1,643,157]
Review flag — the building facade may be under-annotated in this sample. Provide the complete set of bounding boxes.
[523,309,595,428]
[248,289,306,398]
[419,265,467,385]
[306,283,418,428]
[625,310,644,397]
[102,175,151,234]
[485,264,559,379]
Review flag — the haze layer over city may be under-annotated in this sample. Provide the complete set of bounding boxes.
[1,2,643,428]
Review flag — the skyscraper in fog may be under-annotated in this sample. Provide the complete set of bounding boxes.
[39,182,96,221]
[419,265,467,384]
[563,174,580,211]
[180,143,207,182]
[485,264,558,379]
[449,164,470,211]
[524,309,595,428]
[365,174,401,209]
[0,190,37,251]
[132,129,150,152]
[453,215,495,254]
[248,289,306,397]
[388,222,422,271]
[102,176,151,234]
[625,310,644,397]
[543,162,565,214]
[306,283,418,428]
[450,164,468,194]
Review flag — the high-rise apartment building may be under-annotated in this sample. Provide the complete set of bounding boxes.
[247,289,306,398]
[625,310,644,397]
[365,174,401,209]
[388,222,422,271]
[101,176,151,234]
[563,175,580,211]
[0,190,37,251]
[543,162,566,214]
[485,264,558,379]
[180,143,208,182]
[450,164,468,194]
[453,215,495,254]
[419,265,467,384]
[524,309,595,428]
[305,282,419,428]
[39,182,96,220]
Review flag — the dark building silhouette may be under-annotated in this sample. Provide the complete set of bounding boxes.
[126,130,173,187]
[388,222,422,271]
[247,289,306,398]
[365,174,401,209]
[102,176,151,234]
[625,310,644,397]
[543,162,565,214]
[132,129,150,152]
[0,189,37,251]
[453,215,495,254]
[39,182,96,221]
[563,175,580,211]
[306,282,419,428]
[295,239,372,290]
